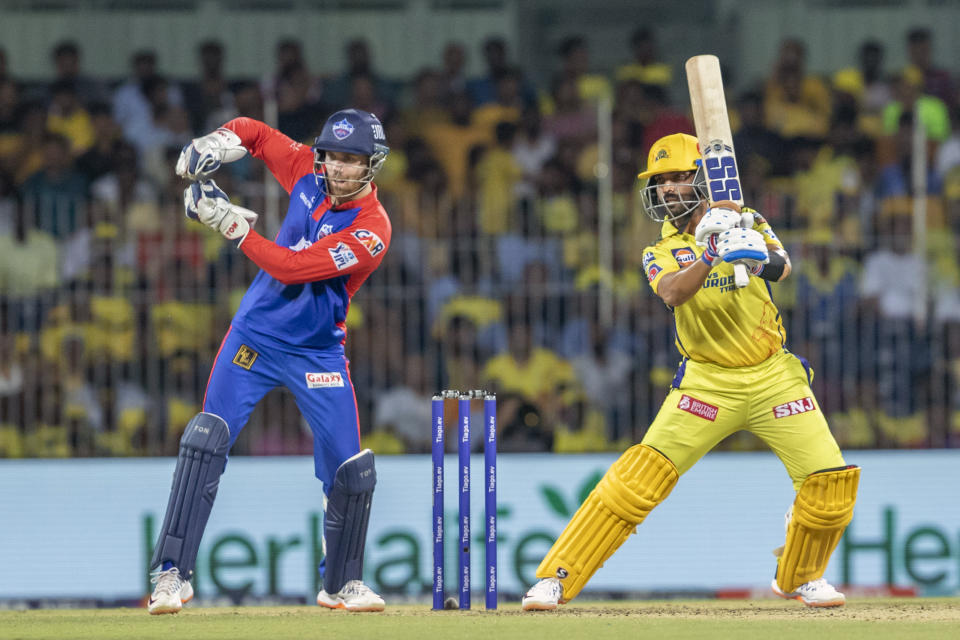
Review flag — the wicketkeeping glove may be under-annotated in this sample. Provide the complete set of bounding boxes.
[694,204,742,247]
[716,228,769,271]
[175,128,247,180]
[184,179,259,246]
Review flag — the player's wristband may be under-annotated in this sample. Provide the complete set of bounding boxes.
[751,252,786,281]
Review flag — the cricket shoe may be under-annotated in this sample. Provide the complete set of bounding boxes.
[317,580,385,612]
[771,577,845,607]
[148,567,194,615]
[522,577,565,611]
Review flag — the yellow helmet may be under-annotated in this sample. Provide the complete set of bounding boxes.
[637,133,700,179]
[638,133,708,223]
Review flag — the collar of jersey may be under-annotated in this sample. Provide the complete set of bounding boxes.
[660,218,684,239]
[329,183,379,212]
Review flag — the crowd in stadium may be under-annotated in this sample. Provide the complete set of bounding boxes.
[1,26,959,458]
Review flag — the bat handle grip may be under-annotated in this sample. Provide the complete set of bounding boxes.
[734,263,749,288]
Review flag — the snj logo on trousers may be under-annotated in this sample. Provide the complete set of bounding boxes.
[773,397,816,418]
[677,394,719,421]
[305,372,345,388]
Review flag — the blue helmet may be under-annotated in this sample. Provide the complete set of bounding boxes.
[312,108,389,173]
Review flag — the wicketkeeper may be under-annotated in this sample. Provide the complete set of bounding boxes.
[522,133,859,610]
[147,109,390,613]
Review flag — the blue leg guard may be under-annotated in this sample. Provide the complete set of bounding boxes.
[322,449,377,594]
[150,412,230,578]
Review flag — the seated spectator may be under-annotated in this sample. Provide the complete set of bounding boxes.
[467,36,535,107]
[615,27,672,87]
[18,132,88,239]
[48,40,107,106]
[181,39,235,134]
[542,74,596,146]
[556,35,612,105]
[471,67,524,136]
[0,101,47,185]
[75,103,122,184]
[905,26,953,107]
[113,50,185,144]
[882,66,950,142]
[422,91,489,202]
[475,121,523,235]
[47,80,94,155]
[276,62,323,143]
[764,38,832,138]
[439,41,468,100]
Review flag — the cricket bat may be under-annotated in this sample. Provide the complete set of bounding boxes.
[685,54,750,288]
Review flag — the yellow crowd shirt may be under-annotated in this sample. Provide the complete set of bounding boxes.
[642,214,787,367]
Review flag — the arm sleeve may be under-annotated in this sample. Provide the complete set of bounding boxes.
[221,117,314,194]
[240,217,389,285]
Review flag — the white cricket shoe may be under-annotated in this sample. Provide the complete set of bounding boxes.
[148,567,194,615]
[317,580,385,612]
[771,577,845,607]
[522,577,565,611]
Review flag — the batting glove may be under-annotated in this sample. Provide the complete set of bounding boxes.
[716,228,769,271]
[175,128,247,180]
[699,233,721,268]
[694,204,742,247]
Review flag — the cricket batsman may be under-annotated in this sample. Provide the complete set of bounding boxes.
[147,109,390,613]
[522,133,859,610]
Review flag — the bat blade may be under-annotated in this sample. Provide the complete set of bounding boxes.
[685,54,749,288]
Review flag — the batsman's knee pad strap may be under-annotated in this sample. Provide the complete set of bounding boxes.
[323,449,377,594]
[151,412,231,577]
[777,465,860,593]
[536,445,678,601]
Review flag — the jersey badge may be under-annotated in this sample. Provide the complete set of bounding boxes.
[329,242,359,270]
[772,397,816,418]
[318,223,334,239]
[677,394,718,421]
[232,344,259,370]
[352,229,385,257]
[305,372,345,388]
[671,247,697,267]
[332,119,355,140]
[646,263,662,282]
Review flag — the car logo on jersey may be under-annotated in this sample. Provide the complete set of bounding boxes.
[305,372,345,388]
[332,119,355,140]
[772,397,817,418]
[646,263,662,282]
[329,242,358,270]
[677,394,718,421]
[671,248,697,267]
[352,229,385,257]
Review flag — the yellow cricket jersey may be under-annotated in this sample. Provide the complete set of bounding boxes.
[642,213,787,367]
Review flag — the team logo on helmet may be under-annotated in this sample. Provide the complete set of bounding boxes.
[655,148,669,161]
[332,118,355,140]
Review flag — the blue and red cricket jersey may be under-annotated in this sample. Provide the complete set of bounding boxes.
[201,117,391,487]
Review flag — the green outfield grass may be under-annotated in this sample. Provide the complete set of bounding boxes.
[2,599,958,640]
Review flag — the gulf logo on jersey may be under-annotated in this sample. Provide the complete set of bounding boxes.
[671,248,697,267]
[305,372,345,388]
[772,397,816,418]
[677,394,718,421]
[332,119,355,140]
[352,229,385,257]
[646,263,662,282]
